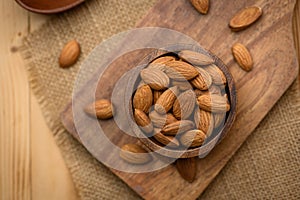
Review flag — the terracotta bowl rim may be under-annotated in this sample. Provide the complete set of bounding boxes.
[15,0,84,14]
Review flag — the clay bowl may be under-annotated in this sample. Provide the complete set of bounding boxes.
[15,0,84,14]
[127,46,237,159]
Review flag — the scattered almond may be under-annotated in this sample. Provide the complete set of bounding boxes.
[120,144,152,164]
[84,99,113,119]
[229,6,263,31]
[190,0,209,15]
[232,43,253,71]
[176,158,197,182]
[59,40,80,68]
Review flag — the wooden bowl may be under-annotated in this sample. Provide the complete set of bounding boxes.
[15,0,84,14]
[128,46,237,158]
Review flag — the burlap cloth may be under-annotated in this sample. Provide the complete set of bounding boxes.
[21,0,300,199]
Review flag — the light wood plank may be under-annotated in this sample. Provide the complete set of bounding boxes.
[0,1,31,200]
[30,96,79,200]
[29,12,51,31]
[0,1,78,200]
[28,10,79,200]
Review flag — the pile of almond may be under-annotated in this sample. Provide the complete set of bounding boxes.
[132,50,230,150]
[79,1,264,183]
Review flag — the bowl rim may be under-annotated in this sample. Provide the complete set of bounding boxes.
[128,46,237,158]
[15,0,84,14]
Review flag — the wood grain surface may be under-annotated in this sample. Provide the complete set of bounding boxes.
[1,1,300,200]
[0,1,79,200]
[61,0,300,199]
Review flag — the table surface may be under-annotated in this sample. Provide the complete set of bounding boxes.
[0,1,299,199]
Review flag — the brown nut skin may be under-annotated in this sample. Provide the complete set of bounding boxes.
[120,144,152,164]
[84,99,113,119]
[59,40,80,68]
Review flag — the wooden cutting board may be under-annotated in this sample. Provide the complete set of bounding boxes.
[61,0,299,199]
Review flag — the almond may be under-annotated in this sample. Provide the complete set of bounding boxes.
[155,86,179,114]
[194,89,208,97]
[171,80,193,91]
[176,158,197,182]
[194,85,221,97]
[190,0,209,15]
[151,56,176,64]
[197,94,230,113]
[173,90,196,119]
[147,63,166,72]
[229,6,263,31]
[165,113,178,125]
[214,112,226,128]
[194,109,214,137]
[140,68,169,90]
[153,131,180,148]
[180,129,206,147]
[153,90,163,104]
[232,43,253,71]
[84,99,113,119]
[161,120,194,136]
[133,84,153,113]
[120,144,152,164]
[203,64,227,85]
[134,109,153,134]
[209,84,222,95]
[164,61,199,80]
[59,40,80,68]
[190,67,212,90]
[149,111,177,128]
[178,50,214,65]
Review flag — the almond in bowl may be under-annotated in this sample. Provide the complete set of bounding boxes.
[130,48,236,159]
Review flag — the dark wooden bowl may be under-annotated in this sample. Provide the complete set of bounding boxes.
[15,0,84,14]
[128,46,237,158]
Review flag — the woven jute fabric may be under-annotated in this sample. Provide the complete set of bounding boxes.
[21,0,300,199]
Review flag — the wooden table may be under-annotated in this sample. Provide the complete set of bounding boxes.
[0,1,299,199]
